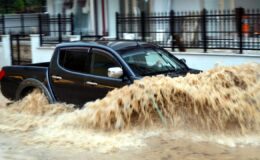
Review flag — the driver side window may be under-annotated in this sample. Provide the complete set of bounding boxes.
[90,48,120,77]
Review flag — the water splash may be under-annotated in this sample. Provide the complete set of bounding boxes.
[0,63,259,152]
[69,63,260,133]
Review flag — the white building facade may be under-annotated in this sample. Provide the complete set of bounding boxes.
[46,0,260,38]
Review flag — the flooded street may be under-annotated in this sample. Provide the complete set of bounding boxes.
[0,64,260,160]
[0,127,259,160]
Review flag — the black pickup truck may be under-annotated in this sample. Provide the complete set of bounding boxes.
[0,41,200,106]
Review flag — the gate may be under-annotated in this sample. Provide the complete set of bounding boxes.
[10,35,31,65]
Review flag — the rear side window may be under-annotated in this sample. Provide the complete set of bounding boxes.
[59,47,90,73]
[91,48,120,77]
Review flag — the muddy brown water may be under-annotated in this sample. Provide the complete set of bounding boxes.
[0,63,260,159]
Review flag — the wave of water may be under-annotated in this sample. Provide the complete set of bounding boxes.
[0,63,259,152]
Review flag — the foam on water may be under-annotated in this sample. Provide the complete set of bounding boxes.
[70,63,260,133]
[0,63,259,152]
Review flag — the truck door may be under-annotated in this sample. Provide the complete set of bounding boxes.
[50,47,93,106]
[86,48,129,101]
[49,47,130,106]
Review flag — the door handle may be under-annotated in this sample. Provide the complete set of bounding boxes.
[86,81,98,86]
[52,75,63,80]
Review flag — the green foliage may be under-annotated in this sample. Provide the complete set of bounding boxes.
[0,0,46,13]
[14,0,25,12]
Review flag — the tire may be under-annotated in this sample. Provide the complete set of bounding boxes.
[15,78,54,103]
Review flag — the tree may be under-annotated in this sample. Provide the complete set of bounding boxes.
[14,0,25,12]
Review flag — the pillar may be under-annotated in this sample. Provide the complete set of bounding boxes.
[108,0,119,38]
[30,34,40,64]
[0,35,11,67]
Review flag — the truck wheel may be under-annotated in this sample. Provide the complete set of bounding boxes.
[15,78,54,104]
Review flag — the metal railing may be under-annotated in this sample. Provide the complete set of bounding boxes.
[10,34,31,65]
[0,13,75,45]
[39,13,74,46]
[0,13,39,35]
[116,8,260,53]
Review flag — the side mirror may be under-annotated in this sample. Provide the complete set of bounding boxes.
[108,67,123,79]
[180,58,186,64]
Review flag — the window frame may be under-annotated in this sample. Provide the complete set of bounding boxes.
[90,48,122,78]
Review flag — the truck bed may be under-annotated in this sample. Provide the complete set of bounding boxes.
[0,62,49,100]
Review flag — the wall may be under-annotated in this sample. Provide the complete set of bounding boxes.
[204,0,222,10]
[171,0,260,12]
[174,52,260,71]
[32,47,55,63]
[150,0,172,12]
[172,0,202,12]
[235,0,260,9]
[48,0,63,14]
[30,35,80,63]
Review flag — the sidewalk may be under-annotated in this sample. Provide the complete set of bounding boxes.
[171,49,260,56]
[170,49,260,71]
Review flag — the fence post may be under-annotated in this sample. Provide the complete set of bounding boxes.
[10,35,14,65]
[21,14,25,35]
[70,13,74,35]
[201,8,207,53]
[16,35,21,65]
[170,10,175,51]
[2,14,5,35]
[58,13,62,43]
[236,8,244,54]
[38,14,43,46]
[116,12,119,40]
[141,11,146,41]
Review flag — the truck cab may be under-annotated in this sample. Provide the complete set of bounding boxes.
[49,42,133,105]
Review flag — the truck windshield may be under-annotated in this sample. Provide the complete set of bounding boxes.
[121,47,187,76]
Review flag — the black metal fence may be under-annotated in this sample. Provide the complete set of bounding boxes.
[116,8,260,53]
[0,15,5,36]
[0,13,75,45]
[0,14,39,35]
[39,13,74,45]
[38,14,106,45]
[10,34,31,65]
